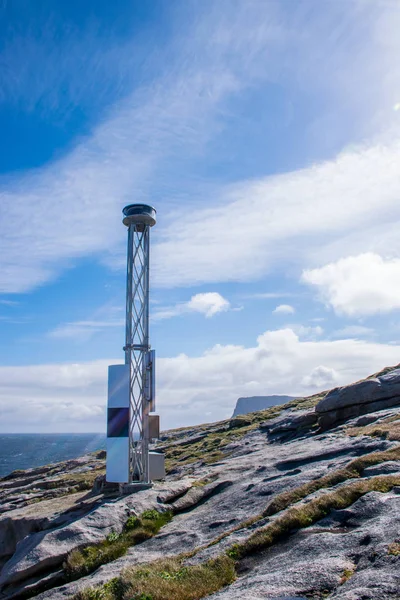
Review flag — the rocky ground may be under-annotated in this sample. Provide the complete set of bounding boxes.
[1,366,400,599]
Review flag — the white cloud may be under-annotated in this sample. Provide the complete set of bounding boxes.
[273,304,295,315]
[287,324,324,339]
[245,292,297,299]
[153,292,230,321]
[186,293,230,317]
[302,253,400,316]
[2,327,400,432]
[301,365,338,389]
[0,360,110,433]
[332,325,375,339]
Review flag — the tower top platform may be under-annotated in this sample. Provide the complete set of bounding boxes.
[122,204,156,227]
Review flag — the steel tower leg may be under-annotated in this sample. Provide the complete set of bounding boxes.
[124,223,150,484]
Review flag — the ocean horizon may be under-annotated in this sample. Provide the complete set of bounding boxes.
[0,433,106,478]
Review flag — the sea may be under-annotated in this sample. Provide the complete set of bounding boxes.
[0,433,106,478]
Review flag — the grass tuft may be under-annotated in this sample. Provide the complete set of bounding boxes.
[71,556,235,600]
[125,515,141,530]
[140,509,161,521]
[347,415,400,442]
[285,392,327,411]
[122,555,235,600]
[226,474,400,560]
[191,475,218,488]
[388,542,400,556]
[71,578,124,600]
[340,567,355,584]
[72,589,109,600]
[64,510,172,580]
[263,445,400,517]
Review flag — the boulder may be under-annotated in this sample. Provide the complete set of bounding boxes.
[316,369,400,429]
[0,515,50,562]
[260,410,318,437]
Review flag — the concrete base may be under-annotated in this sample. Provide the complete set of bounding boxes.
[119,482,152,495]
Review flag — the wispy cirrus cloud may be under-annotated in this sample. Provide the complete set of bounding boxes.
[0,2,284,294]
[1,1,400,296]
[152,140,400,288]
[0,8,156,118]
[49,319,124,341]
[0,299,19,306]
[47,303,124,341]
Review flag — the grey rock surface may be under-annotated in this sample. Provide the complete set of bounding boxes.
[209,490,400,600]
[0,481,192,592]
[259,409,318,439]
[33,430,394,599]
[1,367,400,600]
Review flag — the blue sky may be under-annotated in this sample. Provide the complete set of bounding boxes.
[2,0,400,432]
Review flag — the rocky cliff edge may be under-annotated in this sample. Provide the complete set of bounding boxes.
[1,365,400,600]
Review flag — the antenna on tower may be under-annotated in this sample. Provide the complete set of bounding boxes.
[106,204,164,490]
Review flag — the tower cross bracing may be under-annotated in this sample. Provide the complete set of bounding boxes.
[124,223,151,483]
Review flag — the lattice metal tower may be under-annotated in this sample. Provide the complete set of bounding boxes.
[122,204,156,484]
